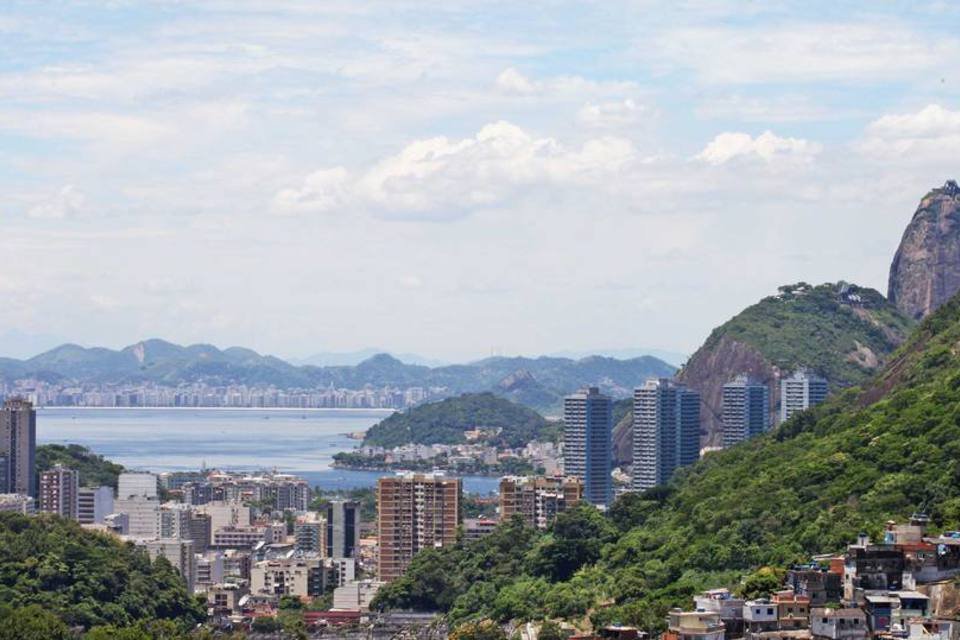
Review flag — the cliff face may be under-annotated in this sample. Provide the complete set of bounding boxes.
[889,180,960,320]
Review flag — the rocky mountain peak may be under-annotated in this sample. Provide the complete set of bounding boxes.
[889,180,960,320]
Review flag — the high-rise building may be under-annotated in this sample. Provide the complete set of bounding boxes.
[326,500,360,559]
[296,517,326,554]
[78,486,114,524]
[632,379,701,492]
[118,472,158,499]
[39,464,79,519]
[0,399,36,496]
[562,387,612,508]
[780,371,829,423]
[721,375,771,448]
[115,472,160,539]
[377,472,461,582]
[499,475,583,530]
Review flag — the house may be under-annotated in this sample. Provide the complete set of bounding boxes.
[844,535,905,602]
[695,589,745,638]
[773,590,810,630]
[664,609,726,640]
[786,566,843,605]
[811,608,867,640]
[745,599,779,636]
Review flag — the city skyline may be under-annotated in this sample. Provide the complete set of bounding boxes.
[1,2,958,361]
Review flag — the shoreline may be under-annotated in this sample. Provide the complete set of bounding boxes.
[331,461,506,478]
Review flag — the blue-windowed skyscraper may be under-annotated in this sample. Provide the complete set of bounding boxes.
[721,375,770,448]
[562,386,612,509]
[632,378,700,492]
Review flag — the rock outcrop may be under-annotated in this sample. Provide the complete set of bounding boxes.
[889,180,960,320]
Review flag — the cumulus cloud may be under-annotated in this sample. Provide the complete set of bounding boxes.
[27,185,87,219]
[273,121,636,218]
[697,131,822,165]
[858,104,960,160]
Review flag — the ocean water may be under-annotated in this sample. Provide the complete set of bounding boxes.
[36,407,500,495]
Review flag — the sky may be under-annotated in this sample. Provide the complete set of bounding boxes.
[1,1,959,362]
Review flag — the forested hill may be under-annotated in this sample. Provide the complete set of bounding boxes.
[0,513,203,632]
[613,282,914,458]
[36,444,125,488]
[374,289,960,633]
[362,392,553,448]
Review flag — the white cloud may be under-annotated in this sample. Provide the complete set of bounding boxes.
[271,167,351,215]
[274,121,636,218]
[697,131,822,165]
[654,23,959,84]
[578,99,649,128]
[27,185,87,219]
[495,67,637,98]
[867,104,960,138]
[859,104,960,159]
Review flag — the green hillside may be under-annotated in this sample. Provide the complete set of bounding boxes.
[697,282,913,385]
[0,513,204,631]
[375,291,960,632]
[36,444,125,488]
[363,392,552,448]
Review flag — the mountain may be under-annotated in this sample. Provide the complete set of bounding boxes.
[0,341,675,413]
[889,179,960,320]
[374,287,960,633]
[291,348,449,367]
[611,282,913,462]
[362,392,551,448]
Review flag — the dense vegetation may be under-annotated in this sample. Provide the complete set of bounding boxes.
[376,291,960,633]
[363,393,553,448]
[0,513,204,631]
[698,282,913,386]
[37,443,125,488]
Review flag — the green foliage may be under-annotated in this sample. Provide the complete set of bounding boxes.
[697,282,914,387]
[0,513,204,630]
[527,505,619,582]
[0,605,71,640]
[251,617,281,633]
[538,620,566,640]
[379,292,960,633]
[36,443,125,488]
[363,393,551,448]
[739,567,786,600]
[450,619,508,640]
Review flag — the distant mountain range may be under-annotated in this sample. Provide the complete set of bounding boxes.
[0,339,676,412]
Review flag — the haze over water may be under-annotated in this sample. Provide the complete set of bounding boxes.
[36,407,500,494]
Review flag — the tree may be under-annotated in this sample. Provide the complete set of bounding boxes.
[0,606,71,640]
[450,620,508,640]
[251,616,281,633]
[538,620,566,640]
[527,505,618,581]
[739,567,785,600]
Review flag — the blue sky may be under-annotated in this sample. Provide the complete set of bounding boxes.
[0,1,958,361]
